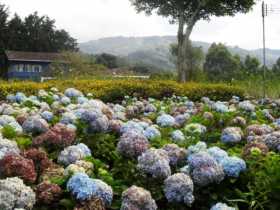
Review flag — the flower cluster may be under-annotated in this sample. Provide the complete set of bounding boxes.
[58,143,91,165]
[121,186,157,210]
[0,137,20,159]
[67,173,113,207]
[137,148,171,179]
[0,177,36,210]
[22,116,49,135]
[221,127,243,144]
[156,114,176,127]
[33,123,76,148]
[210,202,236,210]
[117,130,149,159]
[164,173,194,206]
[36,182,62,204]
[184,123,207,135]
[0,154,37,183]
[162,144,187,167]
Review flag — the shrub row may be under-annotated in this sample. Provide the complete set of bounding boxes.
[0,79,245,102]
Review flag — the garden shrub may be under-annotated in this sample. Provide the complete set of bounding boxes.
[0,80,244,102]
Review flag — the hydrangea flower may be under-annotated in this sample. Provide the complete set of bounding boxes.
[184,123,207,135]
[164,173,194,206]
[137,148,171,179]
[80,109,103,123]
[67,173,113,207]
[88,115,109,133]
[61,96,71,105]
[144,104,157,113]
[156,114,176,127]
[36,182,62,204]
[40,111,54,122]
[60,112,77,125]
[210,202,236,210]
[120,121,145,134]
[207,147,228,164]
[22,116,49,134]
[77,96,89,104]
[0,177,36,210]
[0,154,37,183]
[162,144,187,167]
[117,130,149,158]
[0,138,20,160]
[15,92,27,103]
[0,115,23,134]
[187,141,208,156]
[171,130,185,143]
[58,143,91,166]
[220,156,246,178]
[187,152,225,187]
[65,88,83,98]
[143,126,161,140]
[121,186,157,210]
[242,142,269,158]
[263,131,280,152]
[239,101,255,112]
[175,113,190,126]
[221,127,243,144]
[212,102,229,113]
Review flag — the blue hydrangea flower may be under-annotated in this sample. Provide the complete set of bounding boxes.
[60,112,77,125]
[212,102,229,113]
[143,126,161,140]
[22,116,49,134]
[6,94,16,103]
[40,111,54,122]
[88,115,109,133]
[164,173,194,206]
[171,130,185,143]
[80,109,103,123]
[15,92,27,103]
[61,96,71,105]
[221,156,246,178]
[120,121,145,134]
[175,114,190,126]
[77,96,88,104]
[239,101,255,112]
[67,173,113,207]
[64,88,83,98]
[156,114,175,127]
[207,147,228,164]
[210,202,236,210]
[0,138,20,159]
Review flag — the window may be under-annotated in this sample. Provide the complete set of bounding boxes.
[33,65,42,73]
[18,64,24,72]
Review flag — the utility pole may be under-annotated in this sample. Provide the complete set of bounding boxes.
[262,1,267,98]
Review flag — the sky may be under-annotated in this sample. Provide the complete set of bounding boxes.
[2,0,280,49]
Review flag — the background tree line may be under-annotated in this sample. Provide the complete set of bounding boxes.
[0,3,78,53]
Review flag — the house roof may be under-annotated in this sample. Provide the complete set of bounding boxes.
[5,51,65,62]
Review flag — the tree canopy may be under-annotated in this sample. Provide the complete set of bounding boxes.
[0,4,78,53]
[130,0,256,82]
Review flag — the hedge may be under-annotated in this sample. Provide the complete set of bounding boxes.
[0,79,245,102]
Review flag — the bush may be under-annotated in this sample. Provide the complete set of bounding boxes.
[0,79,244,102]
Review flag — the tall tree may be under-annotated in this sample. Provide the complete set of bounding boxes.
[243,55,260,75]
[204,43,240,82]
[170,43,204,80]
[0,3,8,52]
[130,0,256,82]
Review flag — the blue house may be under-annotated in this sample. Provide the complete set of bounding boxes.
[1,51,66,81]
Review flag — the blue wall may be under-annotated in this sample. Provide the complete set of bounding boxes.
[7,61,50,80]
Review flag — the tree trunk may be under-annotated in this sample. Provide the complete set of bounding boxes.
[177,12,186,83]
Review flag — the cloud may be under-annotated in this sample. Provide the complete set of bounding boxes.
[2,0,280,49]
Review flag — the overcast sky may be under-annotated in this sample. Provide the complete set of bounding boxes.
[2,0,280,49]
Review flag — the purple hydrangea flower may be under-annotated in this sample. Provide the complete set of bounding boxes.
[164,173,194,206]
[187,152,225,187]
[117,130,149,158]
[263,131,280,152]
[120,121,145,134]
[40,111,54,122]
[137,148,171,179]
[162,144,187,167]
[121,186,157,210]
[22,116,49,134]
[67,173,113,207]
[88,115,109,133]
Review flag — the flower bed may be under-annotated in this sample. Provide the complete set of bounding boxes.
[0,86,279,210]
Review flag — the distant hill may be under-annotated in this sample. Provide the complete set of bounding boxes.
[79,36,280,70]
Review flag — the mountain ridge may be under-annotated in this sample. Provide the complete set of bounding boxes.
[79,36,280,70]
